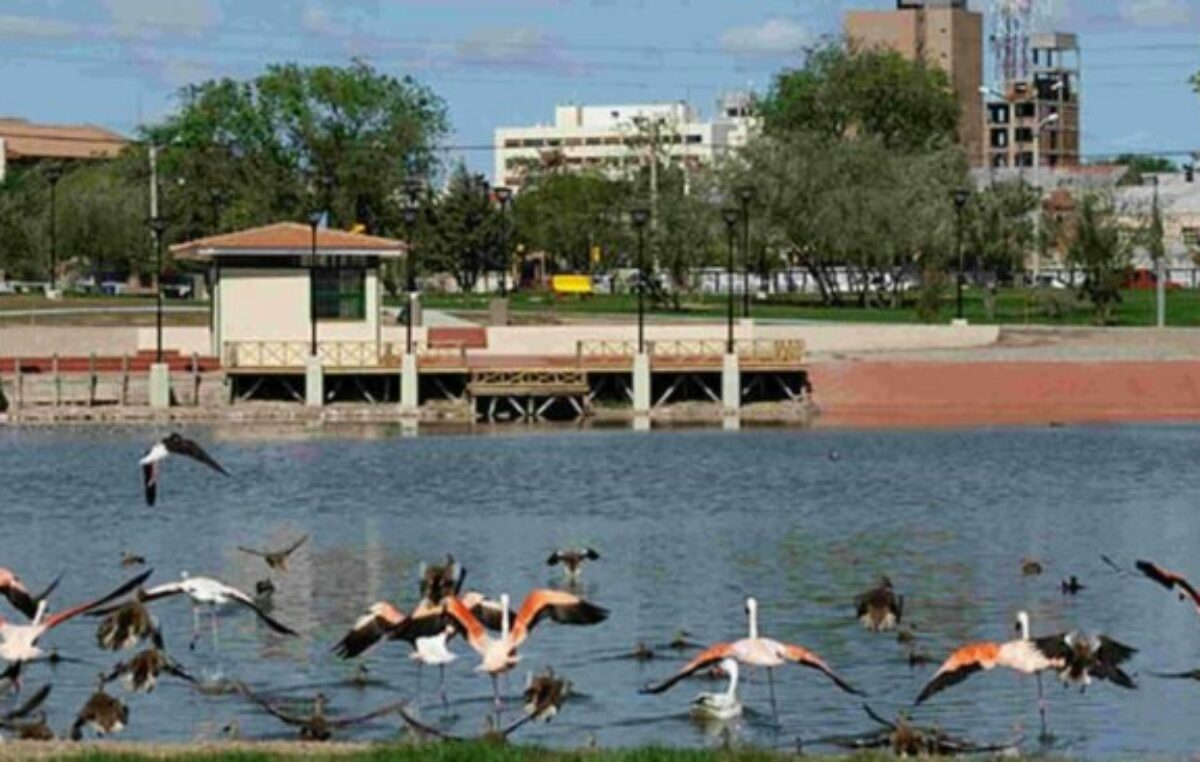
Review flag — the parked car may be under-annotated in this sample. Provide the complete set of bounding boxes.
[1125,268,1181,291]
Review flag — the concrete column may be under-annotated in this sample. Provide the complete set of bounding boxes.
[633,352,651,414]
[632,415,651,432]
[148,363,171,409]
[305,356,323,407]
[400,353,419,412]
[722,353,741,414]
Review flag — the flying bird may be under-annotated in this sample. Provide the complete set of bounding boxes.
[139,432,228,507]
[856,576,904,632]
[547,547,600,582]
[418,555,464,605]
[105,648,195,693]
[237,686,406,742]
[0,568,60,620]
[237,535,309,573]
[1135,559,1200,614]
[70,675,129,740]
[93,599,162,652]
[0,570,152,675]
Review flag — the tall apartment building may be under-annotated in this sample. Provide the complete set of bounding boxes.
[492,94,754,190]
[984,32,1081,169]
[845,0,984,165]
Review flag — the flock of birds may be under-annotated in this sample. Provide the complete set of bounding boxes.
[1,432,1200,754]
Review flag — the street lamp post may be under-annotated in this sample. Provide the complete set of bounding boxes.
[148,216,168,362]
[1032,112,1060,281]
[630,208,650,354]
[721,207,741,354]
[402,195,419,356]
[45,164,63,292]
[494,186,513,296]
[736,185,754,317]
[308,212,322,357]
[952,189,971,321]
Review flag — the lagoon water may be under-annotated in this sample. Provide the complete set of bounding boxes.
[2,423,1200,755]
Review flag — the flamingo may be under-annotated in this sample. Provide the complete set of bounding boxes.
[1135,559,1200,614]
[855,577,904,632]
[0,568,60,620]
[690,657,743,721]
[0,570,152,681]
[139,432,228,507]
[401,589,607,709]
[916,611,1136,739]
[133,574,297,650]
[641,597,861,711]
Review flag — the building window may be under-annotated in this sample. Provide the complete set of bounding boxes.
[313,267,366,320]
[1015,102,1036,118]
[520,138,544,148]
[585,137,603,146]
[504,139,520,148]
[1184,228,1200,247]
[991,129,1008,148]
[686,134,703,144]
[1015,127,1033,144]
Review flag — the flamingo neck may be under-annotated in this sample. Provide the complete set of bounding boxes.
[1018,613,1030,641]
[747,605,759,640]
[500,596,510,640]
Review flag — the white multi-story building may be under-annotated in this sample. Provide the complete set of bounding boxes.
[493,93,756,190]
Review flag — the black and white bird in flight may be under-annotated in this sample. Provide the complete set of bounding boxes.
[139,433,229,507]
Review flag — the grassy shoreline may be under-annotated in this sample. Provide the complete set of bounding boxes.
[0,742,937,761]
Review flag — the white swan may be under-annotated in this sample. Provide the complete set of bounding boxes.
[690,658,742,721]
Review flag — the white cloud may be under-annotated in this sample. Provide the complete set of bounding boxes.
[456,26,567,70]
[1119,0,1192,26]
[0,13,78,38]
[102,0,222,39]
[720,17,811,57]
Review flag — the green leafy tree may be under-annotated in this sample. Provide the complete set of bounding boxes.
[1112,154,1176,186]
[143,60,448,240]
[760,44,960,151]
[421,165,502,292]
[511,172,630,276]
[965,180,1038,317]
[1066,193,1132,324]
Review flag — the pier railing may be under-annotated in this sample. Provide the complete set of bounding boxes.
[224,341,402,370]
[575,339,805,368]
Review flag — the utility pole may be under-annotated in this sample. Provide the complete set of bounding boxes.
[1152,176,1165,328]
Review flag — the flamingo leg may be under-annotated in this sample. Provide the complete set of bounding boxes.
[1036,672,1050,742]
[210,607,219,657]
[439,664,449,709]
[767,667,779,721]
[491,673,502,712]
[190,605,200,651]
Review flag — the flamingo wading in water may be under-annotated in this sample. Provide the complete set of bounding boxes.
[641,597,861,713]
[915,611,1136,739]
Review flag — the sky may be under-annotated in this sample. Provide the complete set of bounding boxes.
[2,0,1199,178]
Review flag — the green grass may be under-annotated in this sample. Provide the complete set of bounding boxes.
[411,288,1200,328]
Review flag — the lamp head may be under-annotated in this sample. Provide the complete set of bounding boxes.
[736,185,755,204]
[953,189,971,210]
[494,186,513,205]
[630,208,650,228]
[721,207,741,228]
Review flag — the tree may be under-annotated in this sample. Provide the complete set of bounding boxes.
[965,180,1038,317]
[143,60,448,240]
[511,172,630,275]
[1066,193,1132,324]
[1112,154,1176,186]
[760,44,960,152]
[421,165,502,292]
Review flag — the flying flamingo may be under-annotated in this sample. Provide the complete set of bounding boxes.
[332,592,509,707]
[398,589,607,708]
[0,568,60,620]
[915,611,1136,739]
[1135,559,1200,614]
[641,597,861,711]
[129,573,297,650]
[0,570,152,684]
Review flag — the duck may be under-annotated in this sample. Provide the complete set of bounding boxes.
[855,576,904,632]
[69,675,129,740]
[237,535,308,574]
[546,548,600,582]
[237,686,406,742]
[93,599,162,652]
[105,647,195,693]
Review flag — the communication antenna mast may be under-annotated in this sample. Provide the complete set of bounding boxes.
[988,0,1040,86]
